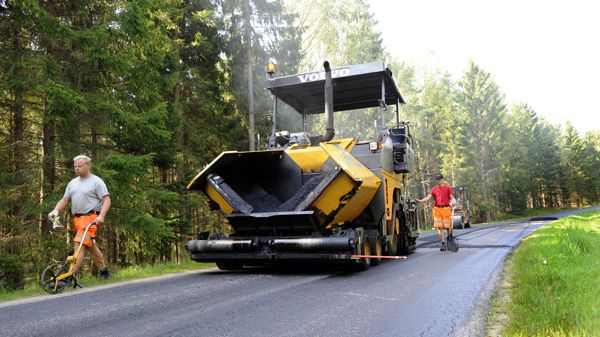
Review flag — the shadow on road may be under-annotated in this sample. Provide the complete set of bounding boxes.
[202,262,363,277]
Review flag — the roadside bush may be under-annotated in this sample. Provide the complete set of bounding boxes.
[0,255,25,291]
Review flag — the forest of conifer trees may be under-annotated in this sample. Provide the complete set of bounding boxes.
[1,0,598,290]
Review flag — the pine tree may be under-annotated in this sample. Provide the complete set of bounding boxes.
[456,61,507,221]
[221,0,302,149]
[562,123,596,206]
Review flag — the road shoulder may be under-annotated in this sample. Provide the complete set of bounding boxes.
[0,267,217,309]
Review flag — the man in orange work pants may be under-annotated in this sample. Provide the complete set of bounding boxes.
[417,173,456,251]
[48,155,111,278]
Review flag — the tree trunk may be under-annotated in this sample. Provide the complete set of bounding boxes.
[91,120,98,160]
[173,82,184,180]
[477,146,491,222]
[41,101,56,234]
[529,174,538,208]
[11,93,24,175]
[9,81,25,223]
[243,0,255,151]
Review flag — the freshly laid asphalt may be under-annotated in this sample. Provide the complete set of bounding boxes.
[1,207,596,337]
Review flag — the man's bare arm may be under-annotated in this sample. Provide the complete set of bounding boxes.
[53,197,70,213]
[417,194,433,204]
[96,195,111,225]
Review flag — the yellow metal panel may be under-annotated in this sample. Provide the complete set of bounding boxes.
[328,180,379,227]
[320,142,379,186]
[311,141,381,227]
[285,146,329,173]
[205,183,235,214]
[381,169,403,221]
[324,138,356,151]
[312,172,356,221]
[285,138,356,173]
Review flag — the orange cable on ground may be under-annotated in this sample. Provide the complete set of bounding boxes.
[350,255,407,259]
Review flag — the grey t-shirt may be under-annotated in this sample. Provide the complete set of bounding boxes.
[63,174,110,215]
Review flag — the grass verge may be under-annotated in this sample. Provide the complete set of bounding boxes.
[495,207,575,222]
[0,260,214,303]
[488,209,600,337]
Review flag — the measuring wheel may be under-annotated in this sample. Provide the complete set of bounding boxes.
[40,263,72,294]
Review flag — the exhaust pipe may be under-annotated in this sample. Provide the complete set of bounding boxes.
[270,237,353,251]
[186,239,257,253]
[186,237,354,253]
[319,61,335,142]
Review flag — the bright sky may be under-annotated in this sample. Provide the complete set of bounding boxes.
[369,0,599,134]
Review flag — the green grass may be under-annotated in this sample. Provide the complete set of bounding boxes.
[474,207,575,229]
[495,207,575,222]
[0,260,214,303]
[492,209,600,337]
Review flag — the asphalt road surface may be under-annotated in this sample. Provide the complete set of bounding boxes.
[1,207,597,337]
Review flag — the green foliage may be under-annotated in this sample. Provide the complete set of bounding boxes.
[500,103,567,212]
[562,123,597,206]
[385,60,599,223]
[290,0,385,139]
[455,61,507,221]
[494,208,572,222]
[221,0,303,149]
[0,0,260,284]
[0,256,25,291]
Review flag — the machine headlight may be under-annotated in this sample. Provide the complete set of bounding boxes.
[369,141,378,152]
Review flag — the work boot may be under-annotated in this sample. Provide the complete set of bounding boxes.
[99,268,111,279]
[440,242,447,251]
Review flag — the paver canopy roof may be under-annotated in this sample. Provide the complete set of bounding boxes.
[266,61,405,115]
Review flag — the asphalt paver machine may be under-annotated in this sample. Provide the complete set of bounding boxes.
[186,61,420,270]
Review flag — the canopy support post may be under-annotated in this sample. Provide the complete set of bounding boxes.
[396,98,400,125]
[269,97,278,149]
[379,77,387,139]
